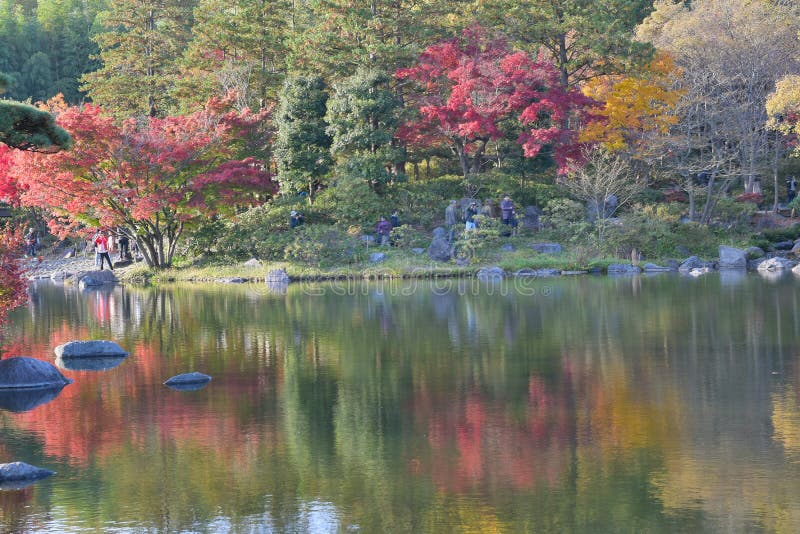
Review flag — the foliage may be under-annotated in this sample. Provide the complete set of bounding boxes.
[274,75,332,198]
[389,224,427,250]
[283,224,365,267]
[81,0,195,118]
[453,215,503,262]
[0,226,26,326]
[326,69,404,191]
[11,96,275,268]
[0,100,71,152]
[398,26,596,177]
[540,198,593,245]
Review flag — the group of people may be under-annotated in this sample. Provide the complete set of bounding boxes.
[90,229,133,270]
[445,196,519,240]
[374,211,400,246]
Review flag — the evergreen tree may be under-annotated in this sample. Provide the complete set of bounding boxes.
[274,75,332,199]
[81,0,196,117]
[326,69,403,192]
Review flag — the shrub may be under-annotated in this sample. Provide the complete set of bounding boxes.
[390,224,428,249]
[283,225,365,267]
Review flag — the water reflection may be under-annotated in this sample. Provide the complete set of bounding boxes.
[0,386,66,413]
[2,275,800,531]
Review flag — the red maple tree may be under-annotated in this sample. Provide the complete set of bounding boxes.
[12,97,275,268]
[397,26,596,176]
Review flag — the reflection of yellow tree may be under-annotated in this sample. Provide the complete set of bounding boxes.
[772,386,800,460]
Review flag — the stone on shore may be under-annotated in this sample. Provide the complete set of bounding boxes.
[0,462,55,489]
[427,237,452,262]
[243,258,262,268]
[266,269,290,283]
[607,263,642,275]
[76,269,118,289]
[369,252,386,263]
[514,268,561,277]
[758,257,796,271]
[476,266,505,280]
[678,256,715,273]
[718,246,746,269]
[745,246,765,260]
[55,340,129,359]
[0,357,73,390]
[216,277,246,284]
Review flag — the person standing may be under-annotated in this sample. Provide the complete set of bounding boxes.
[24,228,37,257]
[390,210,400,228]
[289,210,304,228]
[94,230,114,271]
[375,216,392,246]
[500,195,515,225]
[464,202,478,232]
[117,232,130,260]
[788,176,797,204]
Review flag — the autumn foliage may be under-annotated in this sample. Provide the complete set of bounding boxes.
[11,96,275,267]
[397,26,596,176]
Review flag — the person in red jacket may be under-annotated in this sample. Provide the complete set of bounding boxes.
[94,230,114,271]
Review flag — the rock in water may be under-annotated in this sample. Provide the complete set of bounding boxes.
[0,462,55,489]
[164,372,212,391]
[55,340,129,359]
[718,245,746,269]
[0,357,73,390]
[476,266,505,280]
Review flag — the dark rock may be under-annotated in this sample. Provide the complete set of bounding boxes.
[718,245,746,269]
[642,263,673,272]
[773,241,794,251]
[607,263,642,275]
[76,269,118,289]
[369,252,386,263]
[0,357,73,390]
[455,257,470,267]
[113,260,132,268]
[432,227,447,239]
[0,462,55,489]
[164,372,212,391]
[678,256,705,273]
[427,237,452,262]
[266,269,290,283]
[522,206,540,229]
[531,243,563,255]
[748,258,766,270]
[62,248,76,259]
[476,266,505,280]
[55,341,128,359]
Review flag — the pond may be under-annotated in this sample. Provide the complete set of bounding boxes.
[2,273,800,532]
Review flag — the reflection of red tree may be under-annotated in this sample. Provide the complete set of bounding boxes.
[419,370,576,493]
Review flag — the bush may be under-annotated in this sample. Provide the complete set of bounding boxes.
[390,224,428,249]
[539,198,593,245]
[453,215,503,262]
[283,225,365,267]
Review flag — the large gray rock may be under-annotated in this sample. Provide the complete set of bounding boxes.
[531,243,563,255]
[758,257,796,271]
[0,357,73,389]
[0,462,55,488]
[216,277,246,284]
[164,372,212,391]
[607,263,642,275]
[427,237,452,262]
[76,269,118,289]
[266,268,290,283]
[642,263,674,272]
[369,252,386,263]
[431,227,447,239]
[792,263,800,276]
[522,206,540,229]
[243,258,262,268]
[718,245,746,269]
[678,256,710,273]
[773,241,795,251]
[55,340,129,359]
[476,266,505,280]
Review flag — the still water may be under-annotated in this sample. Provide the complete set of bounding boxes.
[1,273,800,532]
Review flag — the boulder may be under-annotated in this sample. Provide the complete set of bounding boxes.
[607,263,642,275]
[411,247,425,255]
[266,269,290,283]
[531,243,563,255]
[427,237,452,262]
[792,242,800,255]
[76,269,118,289]
[758,257,796,271]
[164,372,212,391]
[501,243,515,252]
[792,263,800,276]
[476,266,505,280]
[678,256,707,273]
[514,268,561,277]
[369,252,386,263]
[243,258,262,268]
[432,227,447,239]
[772,241,794,251]
[0,462,55,489]
[642,263,673,272]
[112,260,132,268]
[216,277,246,284]
[55,340,129,359]
[745,246,765,260]
[0,357,73,390]
[689,267,713,277]
[718,245,746,269]
[522,206,540,229]
[62,248,76,259]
